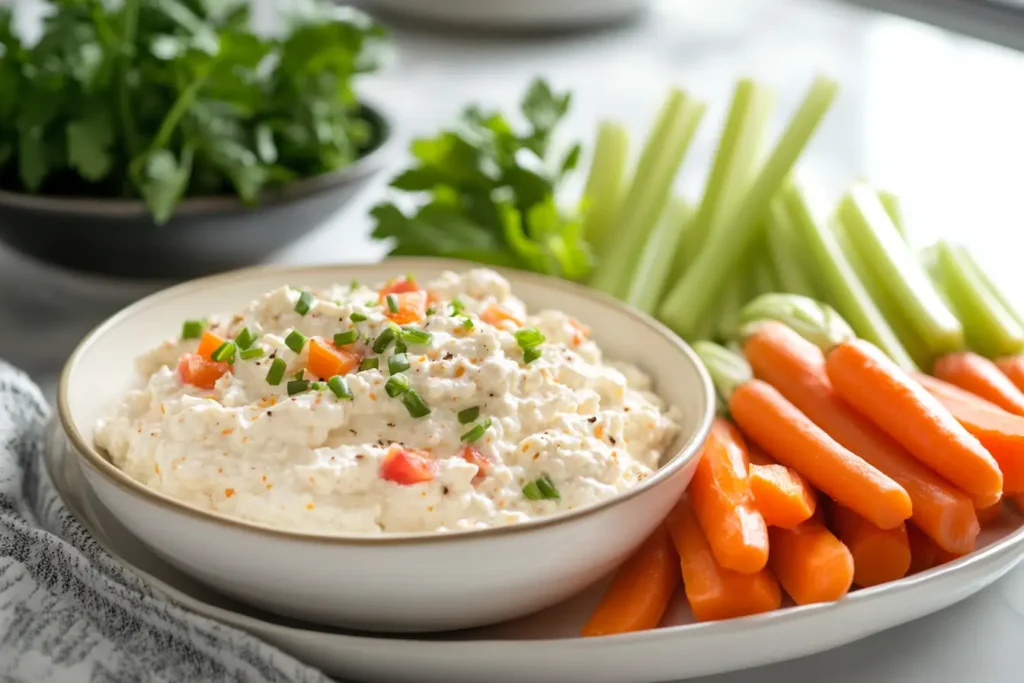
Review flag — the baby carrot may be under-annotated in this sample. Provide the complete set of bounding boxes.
[729,379,911,529]
[996,355,1024,394]
[914,373,1024,494]
[933,351,1024,417]
[831,506,911,587]
[665,497,782,622]
[975,501,1006,526]
[581,525,680,636]
[743,321,979,554]
[748,459,817,529]
[826,338,1003,499]
[907,523,967,574]
[689,418,770,573]
[769,513,854,605]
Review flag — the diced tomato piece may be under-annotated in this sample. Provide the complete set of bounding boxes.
[380,448,435,485]
[460,445,491,484]
[177,353,230,389]
[384,291,427,325]
[378,276,422,300]
[196,330,227,360]
[480,304,524,328]
[307,337,362,379]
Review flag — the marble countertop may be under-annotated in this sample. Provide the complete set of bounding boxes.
[2,1,1023,680]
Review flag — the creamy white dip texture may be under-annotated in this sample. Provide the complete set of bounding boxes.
[95,269,681,534]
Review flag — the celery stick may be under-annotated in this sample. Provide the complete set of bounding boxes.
[591,89,705,298]
[580,122,630,255]
[837,183,963,355]
[834,215,934,370]
[782,179,917,370]
[715,277,745,342]
[671,79,775,278]
[931,241,1024,358]
[958,245,1024,331]
[751,254,777,297]
[740,293,856,352]
[692,341,754,401]
[878,190,905,239]
[766,197,819,297]
[658,76,839,338]
[622,197,692,315]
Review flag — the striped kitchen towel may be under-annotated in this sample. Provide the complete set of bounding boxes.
[0,362,331,683]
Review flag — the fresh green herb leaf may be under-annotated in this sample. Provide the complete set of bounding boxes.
[400,389,430,418]
[235,327,256,350]
[523,347,542,364]
[287,379,311,396]
[384,374,410,397]
[372,327,397,353]
[458,406,480,424]
[239,347,265,360]
[386,293,399,313]
[388,353,410,374]
[460,418,492,443]
[400,327,432,345]
[334,330,359,346]
[266,357,287,385]
[211,341,237,363]
[327,375,352,399]
[181,319,206,340]
[514,327,546,349]
[350,312,368,322]
[284,330,307,354]
[359,357,379,371]
[295,291,316,315]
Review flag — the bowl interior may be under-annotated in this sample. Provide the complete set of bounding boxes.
[60,258,713,533]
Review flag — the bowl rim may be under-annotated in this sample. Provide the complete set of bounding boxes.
[59,257,715,546]
[0,99,396,219]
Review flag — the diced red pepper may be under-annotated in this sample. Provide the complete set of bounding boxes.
[460,445,490,484]
[380,448,435,485]
[177,353,230,389]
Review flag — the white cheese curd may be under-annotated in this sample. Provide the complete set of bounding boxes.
[95,269,682,534]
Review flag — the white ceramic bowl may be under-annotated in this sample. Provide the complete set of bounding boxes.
[58,258,714,633]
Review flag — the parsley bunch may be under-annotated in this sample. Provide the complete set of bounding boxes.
[369,79,592,281]
[0,0,387,222]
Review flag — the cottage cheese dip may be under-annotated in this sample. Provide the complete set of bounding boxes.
[95,269,682,534]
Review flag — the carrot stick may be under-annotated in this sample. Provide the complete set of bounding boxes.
[975,501,1006,526]
[768,513,854,605]
[688,418,770,573]
[933,351,1024,417]
[743,322,978,554]
[581,525,680,636]
[914,373,1024,494]
[996,355,1024,394]
[907,523,967,574]
[665,497,782,622]
[826,338,1003,499]
[831,506,911,587]
[728,378,912,529]
[748,458,817,529]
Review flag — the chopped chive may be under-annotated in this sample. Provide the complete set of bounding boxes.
[400,327,432,345]
[372,327,397,353]
[265,358,287,385]
[239,347,265,361]
[311,381,326,391]
[350,278,360,290]
[350,312,368,322]
[388,353,410,374]
[293,369,305,380]
[461,317,475,330]
[523,347,542,364]
[457,406,480,424]
[385,374,410,397]
[366,299,378,307]
[235,327,256,350]
[287,379,311,396]
[386,294,399,313]
[450,298,465,315]
[295,291,315,316]
[284,330,307,354]
[211,341,237,364]
[334,330,359,346]
[522,481,543,500]
[460,418,492,443]
[514,327,546,349]
[400,390,431,418]
[536,475,560,500]
[394,338,408,354]
[181,319,205,340]
[327,375,352,400]
[359,357,379,371]
[426,307,437,316]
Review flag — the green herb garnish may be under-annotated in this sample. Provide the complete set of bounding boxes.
[210,341,237,364]
[523,475,559,501]
[388,353,410,374]
[235,327,256,350]
[400,390,430,418]
[239,347,265,361]
[515,327,546,363]
[359,357,379,371]
[400,328,432,345]
[450,299,465,315]
[460,418,492,443]
[327,375,352,400]
[287,379,311,396]
[181,320,206,340]
[284,330,307,354]
[311,381,326,391]
[461,317,475,330]
[334,330,359,346]
[265,358,287,385]
[350,312,368,323]
[386,293,399,313]
[523,347,542,364]
[295,291,315,316]
[384,375,410,397]
[457,406,480,424]
[372,327,397,353]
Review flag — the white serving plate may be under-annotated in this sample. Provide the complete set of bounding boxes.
[361,0,649,30]
[46,420,1024,683]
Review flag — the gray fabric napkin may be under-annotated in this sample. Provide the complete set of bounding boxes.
[0,361,332,683]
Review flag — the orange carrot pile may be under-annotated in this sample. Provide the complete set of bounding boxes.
[666,498,782,622]
[688,419,769,573]
[907,524,965,574]
[744,322,979,554]
[996,356,1024,394]
[747,445,817,529]
[581,525,680,636]
[768,512,854,605]
[831,506,911,587]
[933,351,1024,417]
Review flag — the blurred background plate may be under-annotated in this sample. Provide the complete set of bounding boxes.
[357,0,651,31]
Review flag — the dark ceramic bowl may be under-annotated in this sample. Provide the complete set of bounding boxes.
[0,104,395,281]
